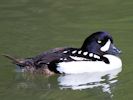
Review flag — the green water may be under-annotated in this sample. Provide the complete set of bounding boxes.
[0,0,133,100]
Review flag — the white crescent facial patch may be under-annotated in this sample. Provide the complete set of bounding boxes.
[100,39,111,52]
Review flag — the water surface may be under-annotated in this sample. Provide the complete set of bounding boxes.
[0,0,133,100]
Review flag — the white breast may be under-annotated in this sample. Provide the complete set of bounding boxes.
[56,55,122,74]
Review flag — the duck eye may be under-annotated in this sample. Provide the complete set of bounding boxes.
[98,40,102,44]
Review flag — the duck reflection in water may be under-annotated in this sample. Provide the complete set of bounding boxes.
[58,67,122,97]
[14,66,122,99]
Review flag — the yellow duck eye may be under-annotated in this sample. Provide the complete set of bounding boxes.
[98,40,102,44]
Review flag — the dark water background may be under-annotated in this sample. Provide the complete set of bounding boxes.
[0,0,133,100]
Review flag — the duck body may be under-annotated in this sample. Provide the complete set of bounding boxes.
[57,54,122,74]
[4,31,122,74]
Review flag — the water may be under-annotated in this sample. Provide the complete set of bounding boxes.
[0,0,133,100]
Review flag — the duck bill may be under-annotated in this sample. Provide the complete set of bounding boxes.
[106,44,122,56]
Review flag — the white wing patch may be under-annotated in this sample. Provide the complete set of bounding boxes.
[100,39,111,52]
[83,52,88,56]
[94,54,100,59]
[78,50,82,54]
[72,50,77,54]
[89,53,93,57]
[63,51,68,53]
[70,56,87,61]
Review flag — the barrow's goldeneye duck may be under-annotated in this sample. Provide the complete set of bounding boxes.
[3,31,122,75]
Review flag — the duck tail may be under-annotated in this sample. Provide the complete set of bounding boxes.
[2,54,24,64]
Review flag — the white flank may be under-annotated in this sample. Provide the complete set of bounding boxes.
[101,39,111,52]
[57,54,122,74]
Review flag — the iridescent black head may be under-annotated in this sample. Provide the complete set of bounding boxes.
[81,31,121,56]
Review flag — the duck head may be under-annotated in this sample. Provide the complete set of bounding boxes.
[81,31,121,56]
